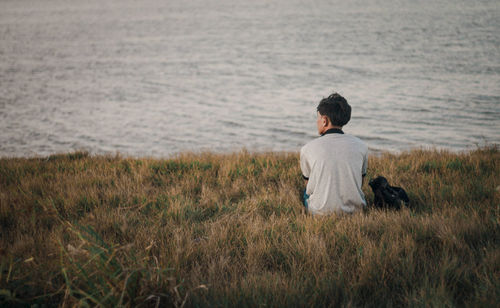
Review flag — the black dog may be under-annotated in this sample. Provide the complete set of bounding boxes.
[368,176,410,209]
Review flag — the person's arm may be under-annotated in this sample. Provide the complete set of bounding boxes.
[300,147,311,186]
[361,151,368,187]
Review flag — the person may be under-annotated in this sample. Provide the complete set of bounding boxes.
[300,92,368,215]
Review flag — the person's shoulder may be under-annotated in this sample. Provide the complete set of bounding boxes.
[301,137,322,155]
[302,136,324,150]
[344,134,368,152]
[344,133,364,144]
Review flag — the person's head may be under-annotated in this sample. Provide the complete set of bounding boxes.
[316,92,351,135]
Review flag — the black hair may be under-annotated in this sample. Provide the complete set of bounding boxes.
[316,93,351,127]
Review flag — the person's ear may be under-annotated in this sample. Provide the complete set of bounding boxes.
[322,116,328,127]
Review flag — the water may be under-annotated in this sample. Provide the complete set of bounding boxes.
[1,0,499,157]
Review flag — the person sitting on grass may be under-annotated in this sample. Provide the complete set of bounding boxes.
[300,92,368,215]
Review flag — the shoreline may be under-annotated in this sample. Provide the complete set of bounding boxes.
[0,142,497,160]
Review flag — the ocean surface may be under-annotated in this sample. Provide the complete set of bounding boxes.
[1,0,499,157]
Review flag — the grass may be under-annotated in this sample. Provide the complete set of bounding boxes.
[0,146,498,307]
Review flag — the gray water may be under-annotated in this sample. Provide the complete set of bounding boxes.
[1,0,499,157]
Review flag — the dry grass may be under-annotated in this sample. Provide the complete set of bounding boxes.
[0,147,498,307]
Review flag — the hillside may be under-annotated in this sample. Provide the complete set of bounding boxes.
[0,147,498,306]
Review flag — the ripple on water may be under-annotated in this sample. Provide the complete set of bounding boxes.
[0,0,499,157]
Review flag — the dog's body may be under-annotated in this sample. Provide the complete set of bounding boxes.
[368,176,410,209]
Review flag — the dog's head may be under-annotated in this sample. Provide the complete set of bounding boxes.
[369,176,389,191]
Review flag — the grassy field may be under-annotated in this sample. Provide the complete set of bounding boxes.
[0,146,498,307]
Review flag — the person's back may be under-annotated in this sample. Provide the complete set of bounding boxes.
[300,93,368,215]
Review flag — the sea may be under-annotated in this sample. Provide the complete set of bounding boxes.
[1,0,499,157]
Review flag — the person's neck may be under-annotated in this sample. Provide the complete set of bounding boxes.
[320,126,343,136]
[321,125,342,134]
